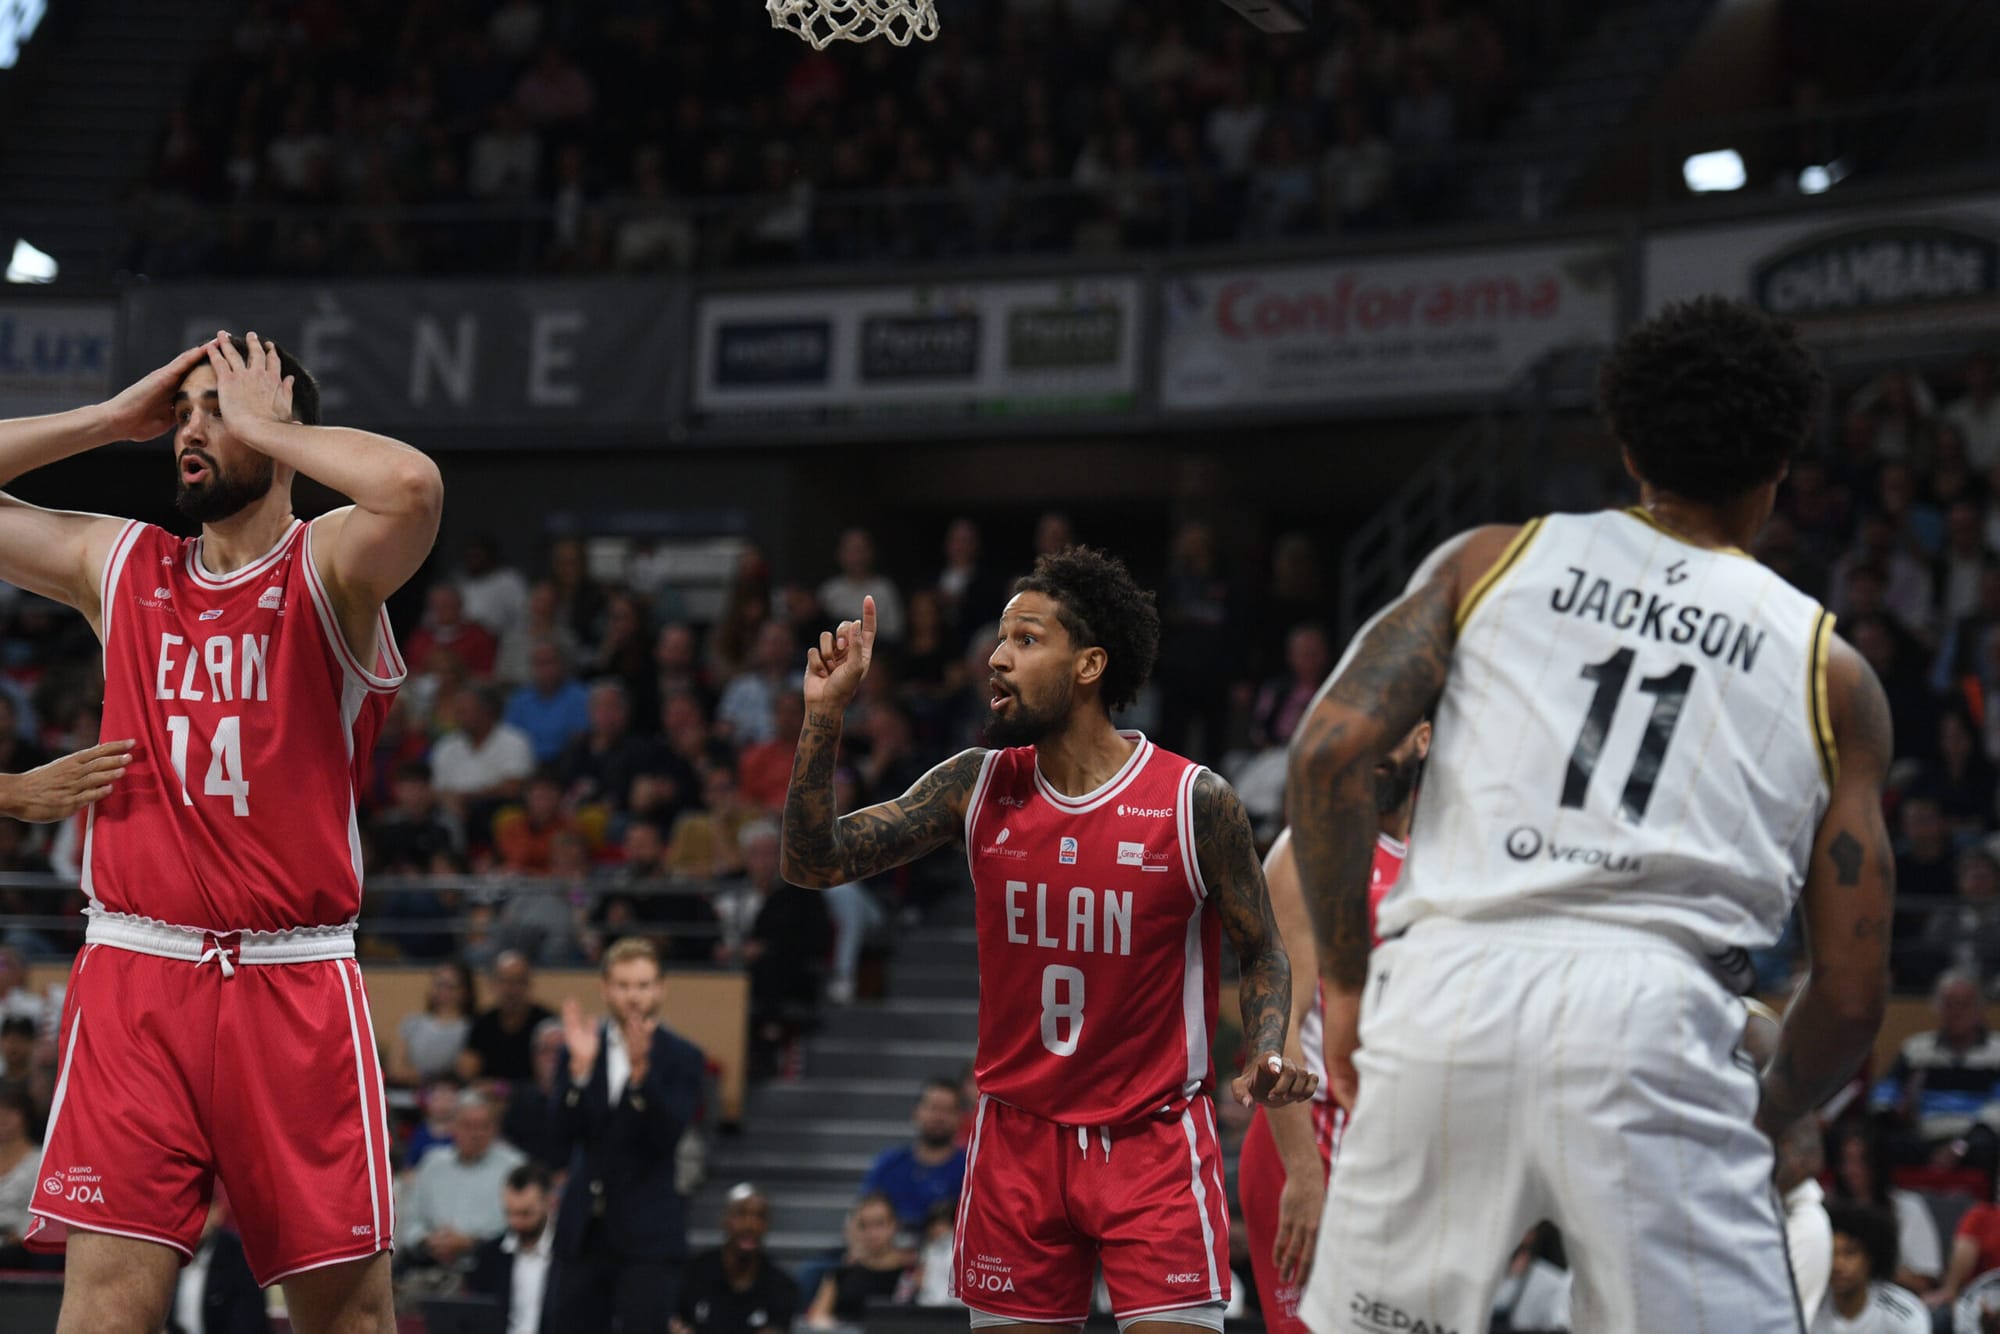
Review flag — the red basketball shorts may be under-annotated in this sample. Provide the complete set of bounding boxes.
[24,936,395,1285]
[1238,1101,1342,1334]
[950,1094,1231,1324]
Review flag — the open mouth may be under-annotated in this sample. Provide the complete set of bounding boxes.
[179,454,212,485]
[989,678,1014,712]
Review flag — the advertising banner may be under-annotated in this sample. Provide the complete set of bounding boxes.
[121,280,686,433]
[692,276,1142,424]
[1159,240,1620,411]
[1642,191,2000,342]
[0,301,115,418]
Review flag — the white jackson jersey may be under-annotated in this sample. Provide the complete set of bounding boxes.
[1382,507,1837,958]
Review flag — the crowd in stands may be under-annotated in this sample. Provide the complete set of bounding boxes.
[129,0,1546,276]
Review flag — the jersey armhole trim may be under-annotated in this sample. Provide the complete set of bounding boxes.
[1808,608,1838,788]
[961,749,1002,883]
[301,519,408,693]
[1454,515,1546,631]
[96,519,145,664]
[1177,764,1210,902]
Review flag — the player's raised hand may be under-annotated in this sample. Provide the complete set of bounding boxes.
[802,594,878,716]
[561,997,601,1084]
[0,740,135,823]
[1233,1051,1319,1108]
[208,330,296,440]
[98,343,215,442]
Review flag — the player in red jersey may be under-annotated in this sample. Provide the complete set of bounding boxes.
[0,332,440,1333]
[1235,718,1428,1334]
[782,548,1316,1334]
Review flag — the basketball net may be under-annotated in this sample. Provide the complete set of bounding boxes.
[767,0,940,48]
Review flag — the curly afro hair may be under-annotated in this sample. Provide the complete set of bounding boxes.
[1597,296,1821,504]
[1012,546,1160,713]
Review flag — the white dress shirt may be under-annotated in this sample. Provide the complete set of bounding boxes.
[505,1224,555,1334]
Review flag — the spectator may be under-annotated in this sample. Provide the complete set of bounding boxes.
[1322,100,1394,229]
[0,1015,35,1081]
[1940,1194,2000,1316]
[504,640,592,765]
[1828,1121,1943,1295]
[934,518,1001,641]
[553,937,709,1333]
[653,623,713,716]
[408,583,500,680]
[817,529,906,644]
[494,769,592,874]
[1949,352,2000,471]
[458,535,531,643]
[1931,710,1998,838]
[1816,1202,1928,1333]
[1849,616,1940,768]
[515,45,597,127]
[401,1090,528,1275]
[1850,370,1939,465]
[391,961,478,1087]
[495,581,582,688]
[805,1193,912,1326]
[1871,969,2000,1156]
[1249,623,1332,750]
[373,761,462,875]
[0,947,40,1024]
[0,1082,40,1263]
[462,950,557,1082]
[164,1197,265,1334]
[671,764,756,883]
[1927,850,2000,981]
[738,693,804,812]
[901,1198,961,1308]
[1932,567,2000,700]
[1490,1225,1571,1333]
[407,1079,462,1169]
[466,1162,559,1333]
[861,1079,968,1232]
[1832,516,1935,644]
[497,827,590,963]
[716,622,795,747]
[1893,792,1959,984]
[502,1017,568,1172]
[547,537,606,650]
[1204,75,1267,176]
[431,685,538,810]
[1157,520,1237,755]
[603,818,719,963]
[561,679,676,818]
[675,1183,802,1334]
[1936,503,1995,624]
[737,820,834,1071]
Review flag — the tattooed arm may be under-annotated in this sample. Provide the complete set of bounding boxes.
[1284,526,1519,1109]
[1757,635,1894,1138]
[780,595,986,888]
[1196,770,1316,1108]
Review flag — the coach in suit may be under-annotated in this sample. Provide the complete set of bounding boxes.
[553,936,707,1333]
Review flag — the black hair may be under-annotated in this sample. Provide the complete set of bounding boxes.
[505,1162,552,1193]
[1597,297,1821,504]
[1829,1119,1893,1210]
[0,1080,32,1126]
[225,334,321,427]
[1011,546,1161,713]
[0,1016,34,1040]
[923,1076,963,1105]
[1825,1200,1899,1281]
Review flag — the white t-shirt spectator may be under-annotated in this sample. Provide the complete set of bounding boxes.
[1948,392,2000,471]
[1811,1281,1929,1333]
[0,1141,41,1239]
[431,724,536,796]
[1890,1187,1942,1283]
[816,575,906,643]
[469,124,541,199]
[1324,137,1394,218]
[403,1141,528,1250]
[1205,102,1268,176]
[461,567,530,641]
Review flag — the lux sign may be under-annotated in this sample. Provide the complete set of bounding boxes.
[0,0,48,70]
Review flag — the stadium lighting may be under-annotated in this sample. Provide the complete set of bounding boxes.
[5,237,57,284]
[1682,149,1747,194]
[0,0,48,69]
[1797,157,1852,196]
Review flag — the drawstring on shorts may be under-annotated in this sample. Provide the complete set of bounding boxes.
[1071,1125,1112,1161]
[197,932,240,978]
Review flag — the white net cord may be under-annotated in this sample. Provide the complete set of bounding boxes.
[767,0,940,48]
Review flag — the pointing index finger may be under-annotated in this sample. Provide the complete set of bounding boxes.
[860,594,877,643]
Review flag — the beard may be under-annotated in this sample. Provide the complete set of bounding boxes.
[1374,752,1423,816]
[175,450,276,525]
[982,677,1072,749]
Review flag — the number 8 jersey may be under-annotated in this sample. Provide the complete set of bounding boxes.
[85,518,405,933]
[965,734,1221,1126]
[1385,508,1835,959]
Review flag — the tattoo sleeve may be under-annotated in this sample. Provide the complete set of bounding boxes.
[1287,567,1457,991]
[780,717,985,888]
[1194,770,1291,1060]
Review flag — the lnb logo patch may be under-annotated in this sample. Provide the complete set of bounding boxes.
[1059,836,1078,865]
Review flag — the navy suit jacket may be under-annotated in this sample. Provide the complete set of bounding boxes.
[552,1019,706,1262]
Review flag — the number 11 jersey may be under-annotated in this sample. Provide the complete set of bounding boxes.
[965,734,1220,1127]
[1386,507,1835,957]
[85,518,405,933]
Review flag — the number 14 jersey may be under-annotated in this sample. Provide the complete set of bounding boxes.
[1386,508,1835,957]
[86,519,405,933]
[965,734,1221,1127]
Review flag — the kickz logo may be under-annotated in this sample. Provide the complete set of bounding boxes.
[45,1166,106,1205]
[995,794,1027,809]
[1350,1293,1458,1334]
[981,827,1028,861]
[138,586,172,609]
[1163,1272,1206,1284]
[1059,836,1078,865]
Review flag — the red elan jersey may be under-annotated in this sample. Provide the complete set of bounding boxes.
[1298,832,1406,1105]
[83,519,405,932]
[965,733,1220,1126]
